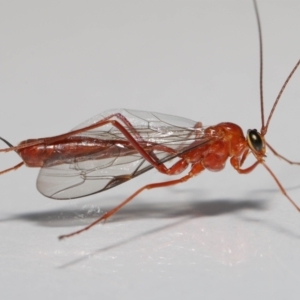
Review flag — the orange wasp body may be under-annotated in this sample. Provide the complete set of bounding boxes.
[0,0,299,239]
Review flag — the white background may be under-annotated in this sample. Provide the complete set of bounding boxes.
[1,0,300,299]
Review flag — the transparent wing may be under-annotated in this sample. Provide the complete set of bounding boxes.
[37,109,220,200]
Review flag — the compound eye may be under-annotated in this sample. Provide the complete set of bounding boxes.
[247,129,263,152]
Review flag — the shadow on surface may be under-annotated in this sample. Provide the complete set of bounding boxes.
[0,197,266,228]
[58,216,196,269]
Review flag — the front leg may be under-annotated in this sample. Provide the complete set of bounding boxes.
[267,142,300,165]
[231,152,300,213]
[230,155,261,174]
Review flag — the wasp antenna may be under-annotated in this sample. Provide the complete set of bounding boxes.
[253,0,265,130]
[262,59,300,135]
[0,137,14,148]
[253,0,300,136]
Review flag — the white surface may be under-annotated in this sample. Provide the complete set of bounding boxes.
[1,0,300,299]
